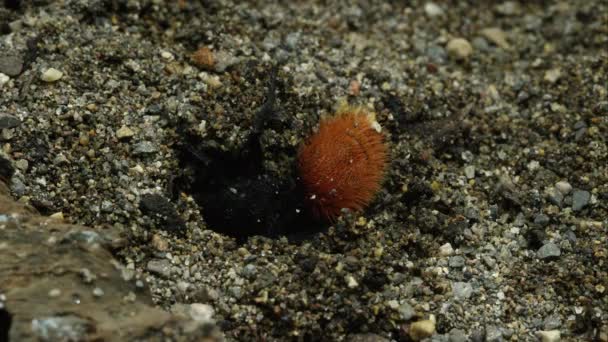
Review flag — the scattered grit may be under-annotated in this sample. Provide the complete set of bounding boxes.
[1,0,606,341]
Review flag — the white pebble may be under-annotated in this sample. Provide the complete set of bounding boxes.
[160,50,174,60]
[555,181,572,195]
[189,303,214,322]
[544,69,562,84]
[481,27,510,49]
[92,287,105,297]
[438,243,454,256]
[0,73,9,87]
[345,275,359,288]
[446,38,473,60]
[536,330,560,342]
[48,288,61,297]
[424,3,443,17]
[41,68,63,82]
[527,160,540,171]
[464,165,475,179]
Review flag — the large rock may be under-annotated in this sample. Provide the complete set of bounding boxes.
[0,182,223,341]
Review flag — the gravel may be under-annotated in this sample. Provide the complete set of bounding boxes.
[1,0,606,341]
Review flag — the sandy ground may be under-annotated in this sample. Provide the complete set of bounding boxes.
[1,0,606,341]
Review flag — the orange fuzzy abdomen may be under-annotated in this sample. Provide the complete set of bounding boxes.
[297,112,388,221]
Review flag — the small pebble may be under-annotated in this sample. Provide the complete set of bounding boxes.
[0,54,23,76]
[199,72,222,89]
[545,187,564,206]
[464,165,475,179]
[48,289,61,298]
[544,68,562,84]
[486,326,503,342]
[495,1,521,16]
[130,165,144,174]
[41,68,63,82]
[438,243,454,256]
[147,259,172,277]
[449,256,465,268]
[446,38,473,60]
[213,50,240,72]
[452,281,473,300]
[92,287,104,297]
[537,243,561,259]
[191,47,215,69]
[151,234,168,251]
[284,32,301,50]
[527,160,540,171]
[345,275,358,288]
[424,3,444,17]
[481,27,510,49]
[0,73,9,87]
[116,126,135,139]
[49,212,64,220]
[398,303,415,321]
[409,318,436,341]
[571,190,590,211]
[534,214,550,227]
[242,264,258,279]
[189,303,214,322]
[160,51,174,60]
[133,141,158,155]
[536,330,560,342]
[4,112,29,128]
[543,315,562,330]
[15,159,28,171]
[177,281,190,293]
[555,181,572,195]
[449,329,468,342]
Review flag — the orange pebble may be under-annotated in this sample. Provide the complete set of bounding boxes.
[191,47,215,69]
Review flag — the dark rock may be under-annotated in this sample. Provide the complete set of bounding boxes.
[533,213,550,227]
[470,328,486,342]
[571,190,590,211]
[295,254,318,273]
[362,268,389,291]
[525,228,546,250]
[4,0,21,10]
[464,207,480,221]
[139,194,186,235]
[0,154,14,182]
[0,113,21,129]
[0,307,12,342]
